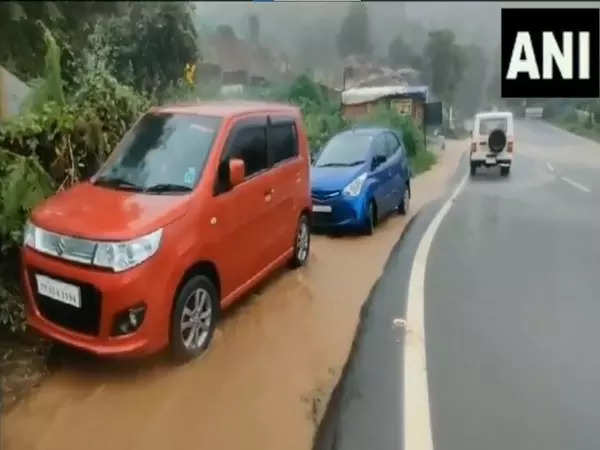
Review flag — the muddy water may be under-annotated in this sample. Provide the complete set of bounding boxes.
[3,143,465,450]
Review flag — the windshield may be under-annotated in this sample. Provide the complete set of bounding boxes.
[94,113,221,193]
[479,118,507,135]
[315,133,373,167]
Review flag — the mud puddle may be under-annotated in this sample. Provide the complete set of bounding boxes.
[2,143,465,450]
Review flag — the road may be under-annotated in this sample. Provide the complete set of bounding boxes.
[2,143,464,450]
[314,119,600,450]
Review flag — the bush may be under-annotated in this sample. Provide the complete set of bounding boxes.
[354,105,425,157]
[0,27,149,334]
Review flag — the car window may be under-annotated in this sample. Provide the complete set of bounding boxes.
[315,132,373,167]
[479,118,507,135]
[373,135,387,158]
[270,120,298,165]
[215,119,269,194]
[385,132,400,158]
[226,124,268,177]
[94,113,221,192]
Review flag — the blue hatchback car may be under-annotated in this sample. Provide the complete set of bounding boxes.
[310,127,412,234]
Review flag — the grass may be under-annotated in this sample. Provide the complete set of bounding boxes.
[548,117,600,144]
[410,148,437,176]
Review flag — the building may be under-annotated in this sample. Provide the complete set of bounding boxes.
[341,85,429,128]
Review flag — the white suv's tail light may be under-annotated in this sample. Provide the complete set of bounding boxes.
[507,141,514,153]
[470,142,477,153]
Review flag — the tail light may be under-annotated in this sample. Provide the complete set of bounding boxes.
[470,142,477,153]
[507,142,513,153]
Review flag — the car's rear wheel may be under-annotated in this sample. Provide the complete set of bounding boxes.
[399,183,410,215]
[290,213,310,268]
[501,166,510,177]
[170,275,218,362]
[470,162,476,176]
[364,201,376,235]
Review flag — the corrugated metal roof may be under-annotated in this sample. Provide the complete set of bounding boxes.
[342,85,428,106]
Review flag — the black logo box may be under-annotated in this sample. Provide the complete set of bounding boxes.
[502,8,599,98]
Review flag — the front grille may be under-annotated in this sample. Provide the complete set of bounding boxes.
[311,189,340,201]
[29,269,102,335]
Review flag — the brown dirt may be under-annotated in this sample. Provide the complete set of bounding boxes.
[1,332,51,413]
[2,142,466,450]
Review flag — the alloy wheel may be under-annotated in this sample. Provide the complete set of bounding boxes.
[180,288,213,350]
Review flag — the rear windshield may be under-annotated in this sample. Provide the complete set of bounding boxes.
[94,113,221,193]
[315,133,374,167]
[479,118,507,135]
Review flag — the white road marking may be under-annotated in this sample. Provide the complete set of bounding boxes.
[560,176,591,193]
[403,174,468,450]
[546,162,554,173]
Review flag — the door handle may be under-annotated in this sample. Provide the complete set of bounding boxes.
[265,188,275,195]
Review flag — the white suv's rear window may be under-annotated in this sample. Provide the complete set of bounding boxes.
[479,118,507,135]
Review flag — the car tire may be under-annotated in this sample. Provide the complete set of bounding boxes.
[290,213,310,268]
[170,275,219,362]
[398,183,410,215]
[501,166,510,177]
[364,201,376,235]
[470,162,476,176]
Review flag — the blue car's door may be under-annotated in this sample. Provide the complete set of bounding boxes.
[383,132,403,211]
[369,134,395,214]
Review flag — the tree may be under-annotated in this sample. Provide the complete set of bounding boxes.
[424,30,466,106]
[89,2,199,95]
[217,24,236,40]
[337,3,372,58]
[248,15,260,43]
[388,34,415,68]
[455,44,487,116]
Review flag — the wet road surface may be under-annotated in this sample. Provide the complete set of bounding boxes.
[2,142,464,450]
[314,119,600,450]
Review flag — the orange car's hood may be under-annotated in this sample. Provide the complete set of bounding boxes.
[32,182,190,241]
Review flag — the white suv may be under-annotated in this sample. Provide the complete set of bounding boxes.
[470,111,514,176]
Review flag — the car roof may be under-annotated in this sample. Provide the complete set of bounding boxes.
[341,127,392,136]
[475,111,513,120]
[151,100,300,119]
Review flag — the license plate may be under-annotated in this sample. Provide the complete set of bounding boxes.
[36,274,81,308]
[312,205,332,213]
[486,157,496,165]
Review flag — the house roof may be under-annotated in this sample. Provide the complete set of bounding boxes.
[342,85,429,106]
[153,101,299,119]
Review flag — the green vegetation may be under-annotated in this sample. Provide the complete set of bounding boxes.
[542,100,600,143]
[355,105,436,175]
[337,3,372,58]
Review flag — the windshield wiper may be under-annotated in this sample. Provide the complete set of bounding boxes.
[144,183,193,194]
[94,176,143,191]
[317,160,365,168]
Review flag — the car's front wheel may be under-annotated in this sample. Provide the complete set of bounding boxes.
[170,275,219,362]
[290,213,310,268]
[470,162,476,176]
[500,166,510,177]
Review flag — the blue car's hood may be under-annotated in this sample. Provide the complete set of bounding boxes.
[310,164,366,192]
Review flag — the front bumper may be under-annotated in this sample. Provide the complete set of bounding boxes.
[21,247,173,357]
[311,192,369,230]
[471,151,512,167]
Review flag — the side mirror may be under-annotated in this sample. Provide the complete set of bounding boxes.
[229,158,245,187]
[371,154,386,170]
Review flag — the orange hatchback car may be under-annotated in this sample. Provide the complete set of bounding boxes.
[21,102,312,360]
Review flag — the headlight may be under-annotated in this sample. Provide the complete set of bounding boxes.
[343,173,368,197]
[23,220,36,247]
[93,229,163,272]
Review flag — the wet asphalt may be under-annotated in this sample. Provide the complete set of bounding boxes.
[314,119,600,450]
